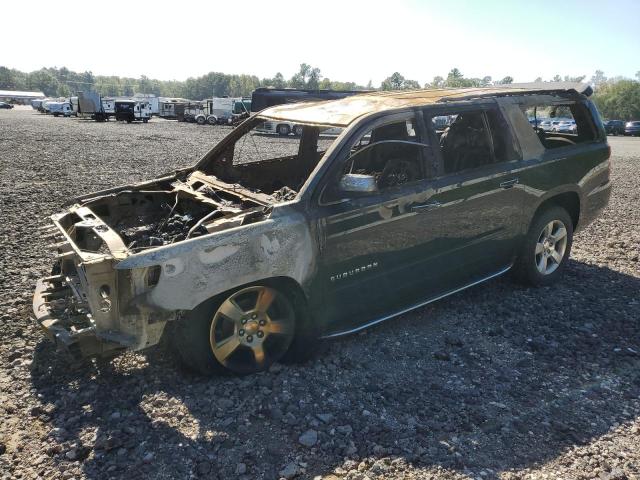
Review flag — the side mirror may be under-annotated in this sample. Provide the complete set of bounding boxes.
[339,173,378,195]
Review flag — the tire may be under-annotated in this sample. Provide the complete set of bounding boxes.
[143,118,148,123]
[293,125,304,136]
[196,116,206,125]
[277,124,290,136]
[172,284,302,375]
[207,116,217,125]
[513,206,574,286]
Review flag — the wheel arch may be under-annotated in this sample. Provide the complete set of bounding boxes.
[189,275,310,317]
[532,190,580,230]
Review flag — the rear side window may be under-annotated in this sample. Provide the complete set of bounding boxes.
[427,108,518,175]
[524,102,597,150]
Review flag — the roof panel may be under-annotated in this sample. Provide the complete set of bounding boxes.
[257,82,590,127]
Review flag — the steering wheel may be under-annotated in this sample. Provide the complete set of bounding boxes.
[378,158,420,189]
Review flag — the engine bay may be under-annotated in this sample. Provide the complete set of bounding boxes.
[57,171,275,254]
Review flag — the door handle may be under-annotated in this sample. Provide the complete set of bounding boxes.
[499,178,519,189]
[411,201,441,212]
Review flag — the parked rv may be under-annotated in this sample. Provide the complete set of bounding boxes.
[114,100,151,123]
[133,94,159,116]
[47,101,73,117]
[31,99,45,111]
[159,99,188,119]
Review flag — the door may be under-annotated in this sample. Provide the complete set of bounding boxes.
[313,113,436,333]
[415,106,526,293]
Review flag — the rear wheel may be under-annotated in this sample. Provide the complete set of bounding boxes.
[293,125,304,136]
[173,285,297,375]
[207,115,217,125]
[513,206,573,286]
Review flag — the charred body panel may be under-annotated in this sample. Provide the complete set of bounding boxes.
[33,83,611,364]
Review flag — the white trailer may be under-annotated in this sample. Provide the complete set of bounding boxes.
[31,99,44,111]
[47,101,73,117]
[133,94,159,115]
[114,100,152,123]
[158,98,189,119]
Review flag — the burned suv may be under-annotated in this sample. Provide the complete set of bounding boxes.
[33,83,611,375]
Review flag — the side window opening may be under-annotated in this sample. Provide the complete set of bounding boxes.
[429,109,516,175]
[344,118,425,190]
[524,101,597,150]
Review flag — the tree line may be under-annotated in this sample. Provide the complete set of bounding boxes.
[1,64,639,120]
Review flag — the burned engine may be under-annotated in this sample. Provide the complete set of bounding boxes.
[69,175,271,253]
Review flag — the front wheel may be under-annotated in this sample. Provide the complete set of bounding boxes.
[173,285,297,375]
[513,206,573,286]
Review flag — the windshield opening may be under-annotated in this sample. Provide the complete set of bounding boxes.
[201,117,343,200]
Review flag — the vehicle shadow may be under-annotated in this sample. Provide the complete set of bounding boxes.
[30,259,640,479]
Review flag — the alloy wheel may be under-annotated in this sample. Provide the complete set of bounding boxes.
[209,286,295,374]
[535,219,568,275]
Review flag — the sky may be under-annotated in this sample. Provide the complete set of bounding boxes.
[2,0,639,86]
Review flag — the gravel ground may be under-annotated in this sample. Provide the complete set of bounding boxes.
[0,107,639,480]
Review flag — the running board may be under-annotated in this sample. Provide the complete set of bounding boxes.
[321,264,512,339]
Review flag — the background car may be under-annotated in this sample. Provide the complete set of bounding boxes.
[624,121,640,136]
[538,119,555,131]
[603,120,625,135]
[0,102,14,109]
[555,120,577,134]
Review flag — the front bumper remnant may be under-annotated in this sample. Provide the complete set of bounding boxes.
[32,277,128,359]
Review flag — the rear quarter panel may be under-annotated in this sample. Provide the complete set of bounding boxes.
[502,100,611,233]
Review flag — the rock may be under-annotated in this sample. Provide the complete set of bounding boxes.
[336,425,353,435]
[142,452,154,463]
[236,462,247,475]
[433,350,451,361]
[196,460,212,475]
[298,429,318,447]
[316,413,334,423]
[279,461,302,479]
[444,336,464,347]
[600,469,628,480]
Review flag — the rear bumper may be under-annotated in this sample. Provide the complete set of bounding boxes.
[32,277,128,359]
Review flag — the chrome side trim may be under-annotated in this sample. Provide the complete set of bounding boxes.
[320,264,512,339]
